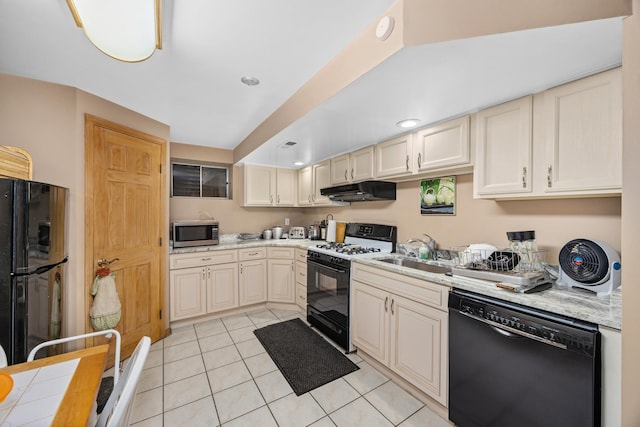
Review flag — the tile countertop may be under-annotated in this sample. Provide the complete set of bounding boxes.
[354,256,622,331]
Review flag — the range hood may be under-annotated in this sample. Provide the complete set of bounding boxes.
[320,180,396,202]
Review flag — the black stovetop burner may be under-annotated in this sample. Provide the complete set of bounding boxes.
[315,242,382,255]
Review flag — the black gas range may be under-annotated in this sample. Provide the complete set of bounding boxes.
[306,223,397,352]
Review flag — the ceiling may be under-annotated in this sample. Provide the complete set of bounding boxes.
[0,1,623,169]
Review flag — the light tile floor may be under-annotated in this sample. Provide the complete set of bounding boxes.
[128,308,452,427]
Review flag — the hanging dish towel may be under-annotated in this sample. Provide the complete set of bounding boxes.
[89,272,122,331]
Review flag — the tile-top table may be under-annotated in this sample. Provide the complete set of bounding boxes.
[0,344,109,426]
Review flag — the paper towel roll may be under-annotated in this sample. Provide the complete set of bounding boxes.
[326,220,337,242]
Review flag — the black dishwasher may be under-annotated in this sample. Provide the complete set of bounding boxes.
[449,289,600,427]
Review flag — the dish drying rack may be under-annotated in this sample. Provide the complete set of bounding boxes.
[451,246,551,291]
[452,246,547,273]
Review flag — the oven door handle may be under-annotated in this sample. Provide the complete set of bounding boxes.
[308,261,347,274]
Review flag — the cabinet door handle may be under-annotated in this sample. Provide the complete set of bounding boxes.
[248,252,259,256]
[406,155,409,171]
[207,268,211,279]
[344,170,348,181]
[351,168,354,180]
[522,167,527,188]
[277,194,280,204]
[384,296,388,312]
[547,165,553,188]
[391,299,395,315]
[202,268,206,280]
[308,194,312,203]
[270,195,274,203]
[417,152,422,169]
[201,257,212,262]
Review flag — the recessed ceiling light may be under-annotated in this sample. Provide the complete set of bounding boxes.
[396,119,421,128]
[241,76,260,86]
[293,161,305,166]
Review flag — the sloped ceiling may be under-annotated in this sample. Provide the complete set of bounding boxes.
[0,1,624,169]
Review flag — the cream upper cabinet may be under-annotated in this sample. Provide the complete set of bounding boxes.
[330,146,375,185]
[297,161,332,206]
[297,166,313,206]
[243,165,296,206]
[543,68,622,194]
[474,68,621,200]
[244,165,274,206]
[276,168,296,205]
[312,160,331,205]
[330,154,350,185]
[375,134,413,179]
[413,116,470,173]
[475,96,533,196]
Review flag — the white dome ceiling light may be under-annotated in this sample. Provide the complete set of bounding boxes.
[66,0,162,62]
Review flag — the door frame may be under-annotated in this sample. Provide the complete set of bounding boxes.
[84,114,168,348]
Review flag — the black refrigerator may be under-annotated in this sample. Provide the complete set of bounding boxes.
[0,178,68,364]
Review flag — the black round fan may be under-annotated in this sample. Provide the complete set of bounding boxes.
[558,239,610,284]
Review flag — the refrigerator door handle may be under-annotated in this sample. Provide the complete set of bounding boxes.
[11,256,68,277]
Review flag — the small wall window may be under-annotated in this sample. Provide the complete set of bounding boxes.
[171,160,231,198]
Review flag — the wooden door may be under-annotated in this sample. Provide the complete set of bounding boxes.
[85,115,166,359]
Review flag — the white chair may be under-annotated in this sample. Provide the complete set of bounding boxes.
[28,329,122,385]
[96,336,151,427]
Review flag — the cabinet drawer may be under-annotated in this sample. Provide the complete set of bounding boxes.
[296,260,307,285]
[170,250,238,269]
[352,263,449,310]
[268,247,295,259]
[239,247,267,261]
[295,248,307,262]
[296,283,307,308]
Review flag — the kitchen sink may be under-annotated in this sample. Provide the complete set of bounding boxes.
[375,257,452,274]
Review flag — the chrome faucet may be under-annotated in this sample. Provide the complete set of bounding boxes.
[406,234,437,259]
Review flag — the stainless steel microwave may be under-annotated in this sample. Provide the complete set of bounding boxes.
[171,220,219,248]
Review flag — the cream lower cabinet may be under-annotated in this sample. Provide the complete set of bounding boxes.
[170,266,207,320]
[268,247,295,303]
[295,248,308,310]
[352,263,448,406]
[169,250,239,321]
[239,247,267,306]
[206,263,239,313]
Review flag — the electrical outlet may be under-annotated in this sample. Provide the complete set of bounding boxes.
[284,218,290,226]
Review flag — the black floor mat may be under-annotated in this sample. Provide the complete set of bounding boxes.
[253,318,359,396]
[96,376,114,414]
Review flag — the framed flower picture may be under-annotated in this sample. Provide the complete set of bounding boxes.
[420,176,455,215]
